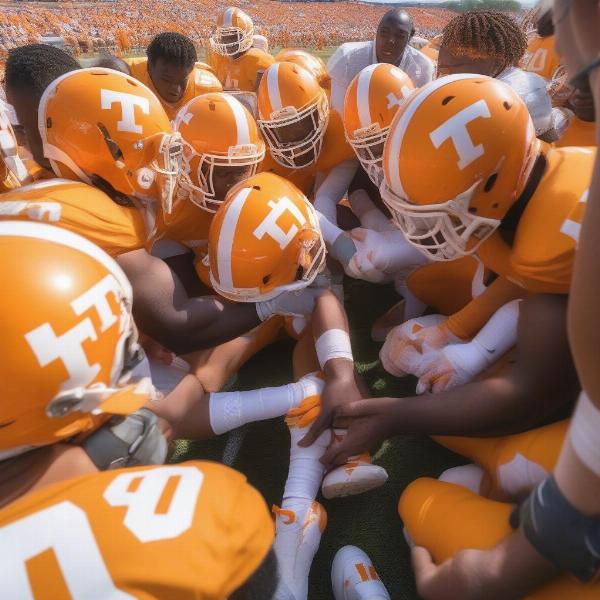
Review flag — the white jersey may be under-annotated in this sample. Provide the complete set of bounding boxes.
[327,40,434,114]
[498,66,569,140]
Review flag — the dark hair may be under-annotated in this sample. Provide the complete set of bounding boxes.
[91,55,131,75]
[5,44,80,99]
[146,32,197,71]
[230,548,279,600]
[441,10,527,68]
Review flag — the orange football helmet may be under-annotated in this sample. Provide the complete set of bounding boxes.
[194,67,224,94]
[344,63,415,186]
[382,74,540,261]
[210,7,254,57]
[257,62,329,169]
[174,92,265,213]
[208,172,325,302]
[0,220,151,460]
[39,68,183,215]
[0,99,31,190]
[275,49,330,90]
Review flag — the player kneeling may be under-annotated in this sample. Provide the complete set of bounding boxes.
[0,221,277,599]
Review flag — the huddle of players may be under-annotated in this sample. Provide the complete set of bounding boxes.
[0,1,599,598]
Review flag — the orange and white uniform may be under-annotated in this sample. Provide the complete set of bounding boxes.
[523,35,561,83]
[209,47,274,92]
[0,179,147,257]
[0,461,273,599]
[128,58,223,120]
[399,475,600,599]
[0,99,32,192]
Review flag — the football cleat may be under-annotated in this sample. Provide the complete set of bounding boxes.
[272,501,327,600]
[331,545,391,600]
[322,439,388,499]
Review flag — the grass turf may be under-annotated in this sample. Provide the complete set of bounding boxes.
[171,277,465,600]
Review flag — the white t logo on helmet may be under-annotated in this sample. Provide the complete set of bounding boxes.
[101,90,150,135]
[429,100,491,170]
[253,197,306,249]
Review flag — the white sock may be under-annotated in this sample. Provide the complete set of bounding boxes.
[439,464,485,495]
[273,424,330,600]
[209,382,304,435]
[283,425,330,502]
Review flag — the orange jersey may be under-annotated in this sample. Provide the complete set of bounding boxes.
[523,35,561,82]
[555,116,596,148]
[209,47,274,92]
[261,110,354,198]
[0,179,147,257]
[155,191,213,252]
[478,147,594,293]
[0,461,273,599]
[128,58,223,120]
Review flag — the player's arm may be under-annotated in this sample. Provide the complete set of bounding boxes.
[313,159,359,224]
[299,288,362,447]
[321,294,578,466]
[117,249,261,353]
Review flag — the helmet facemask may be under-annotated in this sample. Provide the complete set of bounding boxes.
[347,122,388,187]
[210,26,254,56]
[179,140,265,212]
[258,92,329,169]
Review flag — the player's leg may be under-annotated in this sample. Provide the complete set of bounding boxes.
[434,420,569,502]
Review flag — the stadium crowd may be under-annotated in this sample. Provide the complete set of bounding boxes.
[0,0,454,58]
[0,2,599,600]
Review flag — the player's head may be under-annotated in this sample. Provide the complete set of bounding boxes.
[4,44,80,168]
[375,9,414,65]
[90,54,131,75]
[275,49,330,90]
[147,32,197,104]
[343,63,415,186]
[0,220,151,461]
[553,0,600,91]
[0,100,31,189]
[208,172,325,302]
[39,68,183,214]
[381,74,540,261]
[257,62,329,169]
[210,7,254,57]
[174,92,265,212]
[231,548,278,600]
[438,10,527,79]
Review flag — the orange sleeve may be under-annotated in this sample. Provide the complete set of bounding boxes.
[446,276,527,340]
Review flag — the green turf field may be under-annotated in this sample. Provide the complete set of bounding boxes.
[172,277,465,600]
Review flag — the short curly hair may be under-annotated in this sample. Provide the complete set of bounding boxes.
[147,32,197,71]
[441,10,527,69]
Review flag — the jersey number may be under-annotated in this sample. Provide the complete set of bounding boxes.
[0,466,203,599]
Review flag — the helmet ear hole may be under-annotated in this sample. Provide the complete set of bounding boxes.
[484,173,498,193]
[97,123,124,161]
[262,274,271,285]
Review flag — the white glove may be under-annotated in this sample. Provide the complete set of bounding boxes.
[414,299,521,394]
[379,314,464,378]
[255,285,327,321]
[345,228,427,283]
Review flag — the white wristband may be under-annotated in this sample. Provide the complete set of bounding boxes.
[570,391,600,477]
[315,328,353,368]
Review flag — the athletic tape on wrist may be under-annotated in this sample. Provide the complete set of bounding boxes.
[519,475,600,582]
[570,390,600,478]
[315,328,353,368]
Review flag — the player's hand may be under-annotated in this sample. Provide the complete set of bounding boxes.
[319,396,398,468]
[299,371,362,448]
[379,315,465,378]
[341,229,389,283]
[255,285,327,321]
[411,546,498,600]
[415,341,488,395]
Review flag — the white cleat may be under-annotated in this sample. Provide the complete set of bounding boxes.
[273,501,327,600]
[332,545,391,600]
[322,454,388,499]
